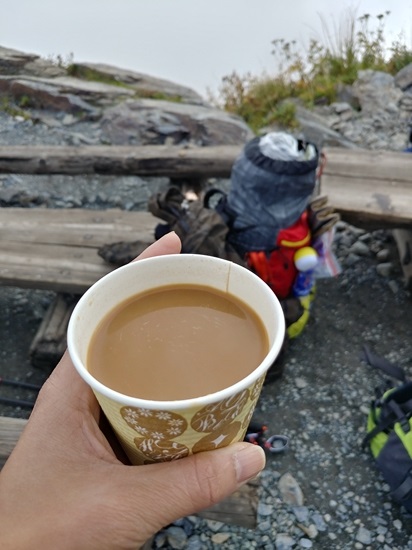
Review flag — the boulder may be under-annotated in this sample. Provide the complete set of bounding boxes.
[394,62,412,91]
[352,70,403,115]
[70,62,207,106]
[100,98,254,146]
[0,46,39,75]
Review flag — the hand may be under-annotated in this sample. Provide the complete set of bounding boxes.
[0,232,266,550]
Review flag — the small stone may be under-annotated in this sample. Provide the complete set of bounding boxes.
[211,533,231,544]
[295,377,308,389]
[345,252,361,266]
[205,519,224,532]
[306,525,319,539]
[349,241,370,256]
[292,506,309,523]
[278,473,304,506]
[388,280,400,294]
[258,503,274,516]
[186,536,203,550]
[376,248,390,261]
[166,526,188,550]
[299,538,313,548]
[376,262,393,277]
[393,519,402,530]
[311,512,327,532]
[62,114,76,125]
[355,526,372,545]
[275,533,296,550]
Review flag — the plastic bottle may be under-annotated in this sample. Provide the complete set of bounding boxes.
[292,246,318,297]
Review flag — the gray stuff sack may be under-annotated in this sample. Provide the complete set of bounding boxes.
[226,133,319,256]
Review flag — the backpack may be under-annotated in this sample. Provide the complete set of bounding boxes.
[361,345,412,513]
[147,134,340,341]
[224,134,319,256]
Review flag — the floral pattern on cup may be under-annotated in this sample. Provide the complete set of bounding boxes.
[134,437,190,464]
[119,385,260,462]
[190,389,250,433]
[192,421,242,454]
[121,407,188,438]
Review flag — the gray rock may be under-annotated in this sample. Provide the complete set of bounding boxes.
[278,473,304,506]
[258,502,274,516]
[292,506,309,522]
[310,512,327,532]
[355,526,372,545]
[293,104,358,149]
[0,45,39,75]
[376,262,393,277]
[100,98,253,146]
[395,62,412,91]
[73,62,207,106]
[275,534,296,550]
[352,70,403,116]
[0,76,101,117]
[348,241,370,256]
[166,526,188,549]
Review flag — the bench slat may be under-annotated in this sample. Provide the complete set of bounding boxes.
[0,208,156,246]
[0,209,157,292]
[0,243,114,292]
[321,173,412,228]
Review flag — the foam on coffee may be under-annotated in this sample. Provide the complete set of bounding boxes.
[87,284,269,400]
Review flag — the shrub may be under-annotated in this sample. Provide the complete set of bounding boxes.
[216,8,412,131]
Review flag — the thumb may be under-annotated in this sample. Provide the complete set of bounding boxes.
[126,442,266,534]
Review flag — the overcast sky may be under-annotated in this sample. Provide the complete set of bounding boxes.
[1,0,411,97]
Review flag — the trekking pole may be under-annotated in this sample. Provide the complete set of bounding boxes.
[0,378,42,410]
[0,377,42,391]
[0,396,36,409]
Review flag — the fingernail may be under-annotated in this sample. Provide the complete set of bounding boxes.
[233,443,266,485]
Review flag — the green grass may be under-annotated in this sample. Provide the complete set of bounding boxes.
[214,9,412,132]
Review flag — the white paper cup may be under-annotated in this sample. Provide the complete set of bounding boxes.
[67,254,285,465]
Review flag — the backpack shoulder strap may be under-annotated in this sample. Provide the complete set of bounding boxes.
[361,345,408,383]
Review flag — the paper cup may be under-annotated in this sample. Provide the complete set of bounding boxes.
[67,254,285,465]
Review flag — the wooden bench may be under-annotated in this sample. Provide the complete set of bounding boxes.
[1,145,412,292]
[1,144,412,366]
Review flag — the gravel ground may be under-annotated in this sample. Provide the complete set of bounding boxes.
[1,112,412,549]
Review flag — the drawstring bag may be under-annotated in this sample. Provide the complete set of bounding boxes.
[361,345,412,513]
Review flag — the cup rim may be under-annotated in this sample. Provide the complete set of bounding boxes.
[67,254,286,410]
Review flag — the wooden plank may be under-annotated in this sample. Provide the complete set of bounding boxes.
[0,145,240,177]
[0,208,157,247]
[0,241,117,292]
[393,229,412,289]
[322,147,412,182]
[0,415,258,527]
[320,173,412,229]
[29,294,78,369]
[321,147,412,228]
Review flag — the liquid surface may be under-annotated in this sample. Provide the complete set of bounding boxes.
[87,284,268,400]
